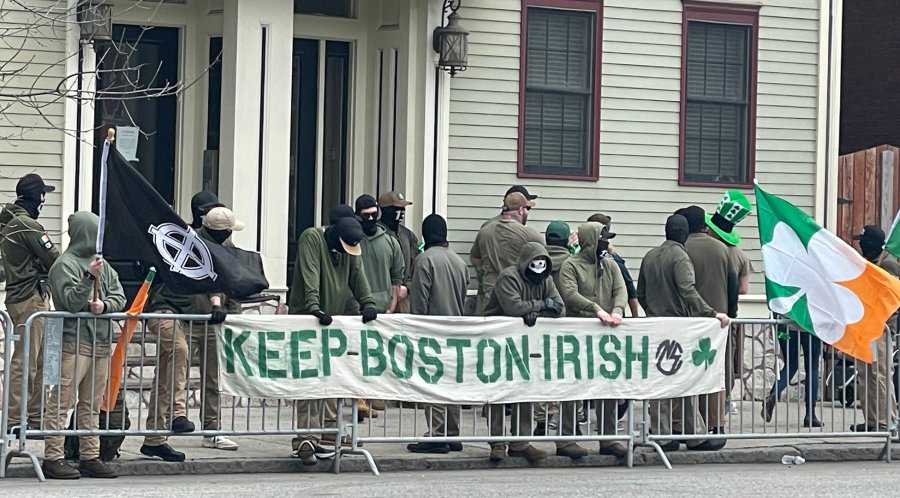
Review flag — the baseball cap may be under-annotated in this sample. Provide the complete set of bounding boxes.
[333,217,364,256]
[600,226,617,240]
[852,225,885,244]
[505,185,538,200]
[203,207,246,231]
[16,173,55,197]
[545,220,570,245]
[378,191,412,207]
[502,192,535,212]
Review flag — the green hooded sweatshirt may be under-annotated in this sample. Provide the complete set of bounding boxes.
[48,212,126,349]
[288,226,376,315]
[559,222,627,317]
[0,202,59,304]
[359,225,404,312]
[484,242,565,318]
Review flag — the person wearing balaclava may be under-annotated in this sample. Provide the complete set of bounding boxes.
[555,222,628,460]
[288,208,376,466]
[637,214,729,453]
[675,205,737,438]
[43,211,126,479]
[482,242,564,464]
[851,225,899,432]
[405,214,470,455]
[378,191,421,313]
[355,194,405,314]
[190,190,225,229]
[0,173,59,435]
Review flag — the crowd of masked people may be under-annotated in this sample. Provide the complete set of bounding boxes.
[2,174,899,478]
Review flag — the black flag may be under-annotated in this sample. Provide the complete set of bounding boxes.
[102,147,268,298]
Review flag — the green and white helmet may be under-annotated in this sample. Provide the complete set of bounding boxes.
[705,190,752,246]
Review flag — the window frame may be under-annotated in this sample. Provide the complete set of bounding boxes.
[517,0,603,181]
[679,0,760,188]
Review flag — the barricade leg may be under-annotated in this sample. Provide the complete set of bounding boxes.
[345,398,379,476]
[1,313,45,481]
[641,400,672,470]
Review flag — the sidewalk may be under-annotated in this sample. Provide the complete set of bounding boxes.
[4,399,896,478]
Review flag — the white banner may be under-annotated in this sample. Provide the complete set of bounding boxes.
[218,315,726,404]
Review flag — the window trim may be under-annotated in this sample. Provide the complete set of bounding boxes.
[517,0,603,181]
[678,0,760,188]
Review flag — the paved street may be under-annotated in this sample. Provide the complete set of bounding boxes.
[2,462,899,497]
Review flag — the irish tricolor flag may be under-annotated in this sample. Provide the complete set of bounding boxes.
[756,184,900,362]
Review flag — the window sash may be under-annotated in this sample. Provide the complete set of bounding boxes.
[522,6,595,177]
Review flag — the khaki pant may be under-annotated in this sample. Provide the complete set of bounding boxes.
[44,345,109,461]
[6,292,50,426]
[649,396,708,448]
[699,390,725,430]
[144,316,189,446]
[488,403,533,451]
[394,296,411,314]
[292,398,339,447]
[185,321,220,430]
[860,326,898,428]
[556,400,618,449]
[425,404,460,437]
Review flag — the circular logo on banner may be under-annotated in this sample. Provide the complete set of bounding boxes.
[148,223,218,281]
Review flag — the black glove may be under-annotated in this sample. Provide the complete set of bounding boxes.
[312,310,333,326]
[523,311,539,327]
[543,298,562,316]
[362,307,378,323]
[209,305,227,325]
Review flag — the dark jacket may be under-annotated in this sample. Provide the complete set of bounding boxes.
[48,212,126,349]
[380,222,421,285]
[559,222,627,317]
[0,203,59,304]
[637,240,716,318]
[610,252,637,300]
[484,242,565,318]
[409,245,468,316]
[545,245,570,290]
[288,226,376,315]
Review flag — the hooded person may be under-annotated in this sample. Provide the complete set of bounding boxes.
[42,212,126,479]
[354,194,405,313]
[482,242,564,463]
[637,214,728,453]
[190,191,225,229]
[544,220,573,288]
[0,173,59,432]
[556,222,628,458]
[288,212,377,465]
[851,225,899,432]
[406,214,470,454]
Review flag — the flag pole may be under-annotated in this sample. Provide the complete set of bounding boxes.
[94,127,115,301]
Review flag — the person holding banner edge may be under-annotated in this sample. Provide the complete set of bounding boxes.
[637,214,729,452]
[483,241,565,462]
[405,214,469,454]
[558,222,629,459]
[288,208,378,465]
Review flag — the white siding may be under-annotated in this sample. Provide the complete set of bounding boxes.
[0,2,69,241]
[446,0,821,300]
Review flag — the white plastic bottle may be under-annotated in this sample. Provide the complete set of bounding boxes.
[781,455,805,465]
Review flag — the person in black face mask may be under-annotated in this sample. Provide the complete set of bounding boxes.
[481,241,564,463]
[378,191,421,314]
[354,194,405,313]
[190,191,225,229]
[287,207,376,465]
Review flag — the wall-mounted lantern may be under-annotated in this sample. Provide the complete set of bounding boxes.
[78,0,113,42]
[433,0,469,76]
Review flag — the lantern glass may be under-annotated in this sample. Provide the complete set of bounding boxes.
[79,2,113,42]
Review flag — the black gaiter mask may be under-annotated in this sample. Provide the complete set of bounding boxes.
[380,206,404,232]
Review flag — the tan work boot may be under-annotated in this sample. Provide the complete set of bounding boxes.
[509,444,547,462]
[599,441,629,458]
[489,444,507,461]
[369,399,386,411]
[556,443,589,459]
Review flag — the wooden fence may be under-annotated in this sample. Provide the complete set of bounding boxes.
[836,145,900,243]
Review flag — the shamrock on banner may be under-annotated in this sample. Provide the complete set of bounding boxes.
[755,183,900,362]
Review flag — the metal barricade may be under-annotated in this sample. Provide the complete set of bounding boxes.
[0,311,376,481]
[351,398,636,469]
[643,318,896,468]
